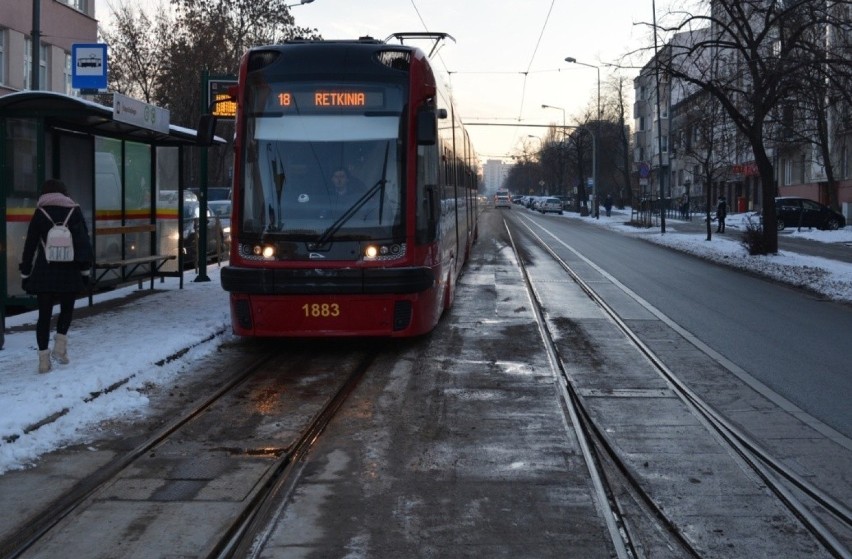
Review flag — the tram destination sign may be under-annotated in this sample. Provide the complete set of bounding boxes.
[276,89,385,110]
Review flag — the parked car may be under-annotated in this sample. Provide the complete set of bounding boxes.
[207,200,232,247]
[774,197,846,231]
[537,197,564,215]
[526,196,542,209]
[555,196,574,211]
[182,201,226,266]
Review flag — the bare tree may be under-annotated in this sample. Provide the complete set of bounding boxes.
[654,0,852,253]
[608,74,634,207]
[539,126,567,198]
[100,5,171,103]
[674,88,737,240]
[769,32,852,214]
[100,0,320,127]
[565,116,595,214]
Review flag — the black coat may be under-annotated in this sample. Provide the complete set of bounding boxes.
[716,198,728,218]
[19,205,94,294]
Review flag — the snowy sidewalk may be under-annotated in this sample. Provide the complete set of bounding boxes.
[0,267,231,473]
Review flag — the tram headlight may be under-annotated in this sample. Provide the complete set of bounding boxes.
[363,243,405,261]
[250,244,276,259]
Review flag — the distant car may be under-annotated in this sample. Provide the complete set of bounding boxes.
[538,197,564,215]
[774,197,846,231]
[494,195,512,208]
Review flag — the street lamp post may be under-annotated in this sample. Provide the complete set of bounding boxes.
[565,56,600,218]
[541,104,566,135]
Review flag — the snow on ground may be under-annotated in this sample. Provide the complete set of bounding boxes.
[560,208,852,303]
[0,209,850,474]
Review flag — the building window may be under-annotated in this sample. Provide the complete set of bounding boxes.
[24,38,32,89]
[64,53,72,94]
[67,0,89,13]
[39,43,49,90]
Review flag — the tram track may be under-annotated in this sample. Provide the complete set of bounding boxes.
[211,350,374,559]
[504,215,852,559]
[0,348,278,559]
[505,220,689,559]
[1,342,381,559]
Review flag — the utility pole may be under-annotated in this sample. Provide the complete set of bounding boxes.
[31,0,41,90]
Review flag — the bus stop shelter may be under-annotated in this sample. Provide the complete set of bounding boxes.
[1,91,217,348]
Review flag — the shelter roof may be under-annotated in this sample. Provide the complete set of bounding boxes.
[0,91,219,146]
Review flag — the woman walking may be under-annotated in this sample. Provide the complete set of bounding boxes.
[19,179,93,373]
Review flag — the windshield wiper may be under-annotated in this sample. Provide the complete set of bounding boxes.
[315,142,391,246]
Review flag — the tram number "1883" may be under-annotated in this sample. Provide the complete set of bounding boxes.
[301,302,341,318]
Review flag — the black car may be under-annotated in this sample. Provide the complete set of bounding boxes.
[774,197,846,231]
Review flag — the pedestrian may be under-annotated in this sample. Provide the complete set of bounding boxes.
[19,179,93,373]
[716,195,728,233]
[604,194,613,217]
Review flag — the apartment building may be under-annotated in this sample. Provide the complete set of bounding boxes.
[634,6,852,219]
[483,159,511,195]
[0,0,97,96]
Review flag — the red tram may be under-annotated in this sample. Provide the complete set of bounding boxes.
[216,36,479,336]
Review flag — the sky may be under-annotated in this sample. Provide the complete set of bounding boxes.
[1,210,851,475]
[93,0,674,162]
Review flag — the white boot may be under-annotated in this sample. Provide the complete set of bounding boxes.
[38,350,52,374]
[53,333,69,364]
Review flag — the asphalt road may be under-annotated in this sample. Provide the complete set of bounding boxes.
[506,211,852,438]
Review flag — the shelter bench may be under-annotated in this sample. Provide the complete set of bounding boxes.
[89,224,176,305]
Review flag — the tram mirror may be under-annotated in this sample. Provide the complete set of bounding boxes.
[196,114,217,146]
[417,109,437,145]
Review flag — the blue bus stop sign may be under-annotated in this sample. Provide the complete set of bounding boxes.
[72,44,108,91]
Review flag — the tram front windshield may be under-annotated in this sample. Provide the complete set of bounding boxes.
[240,82,405,243]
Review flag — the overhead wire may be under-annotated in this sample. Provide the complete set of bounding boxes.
[409,0,560,159]
[517,0,557,121]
